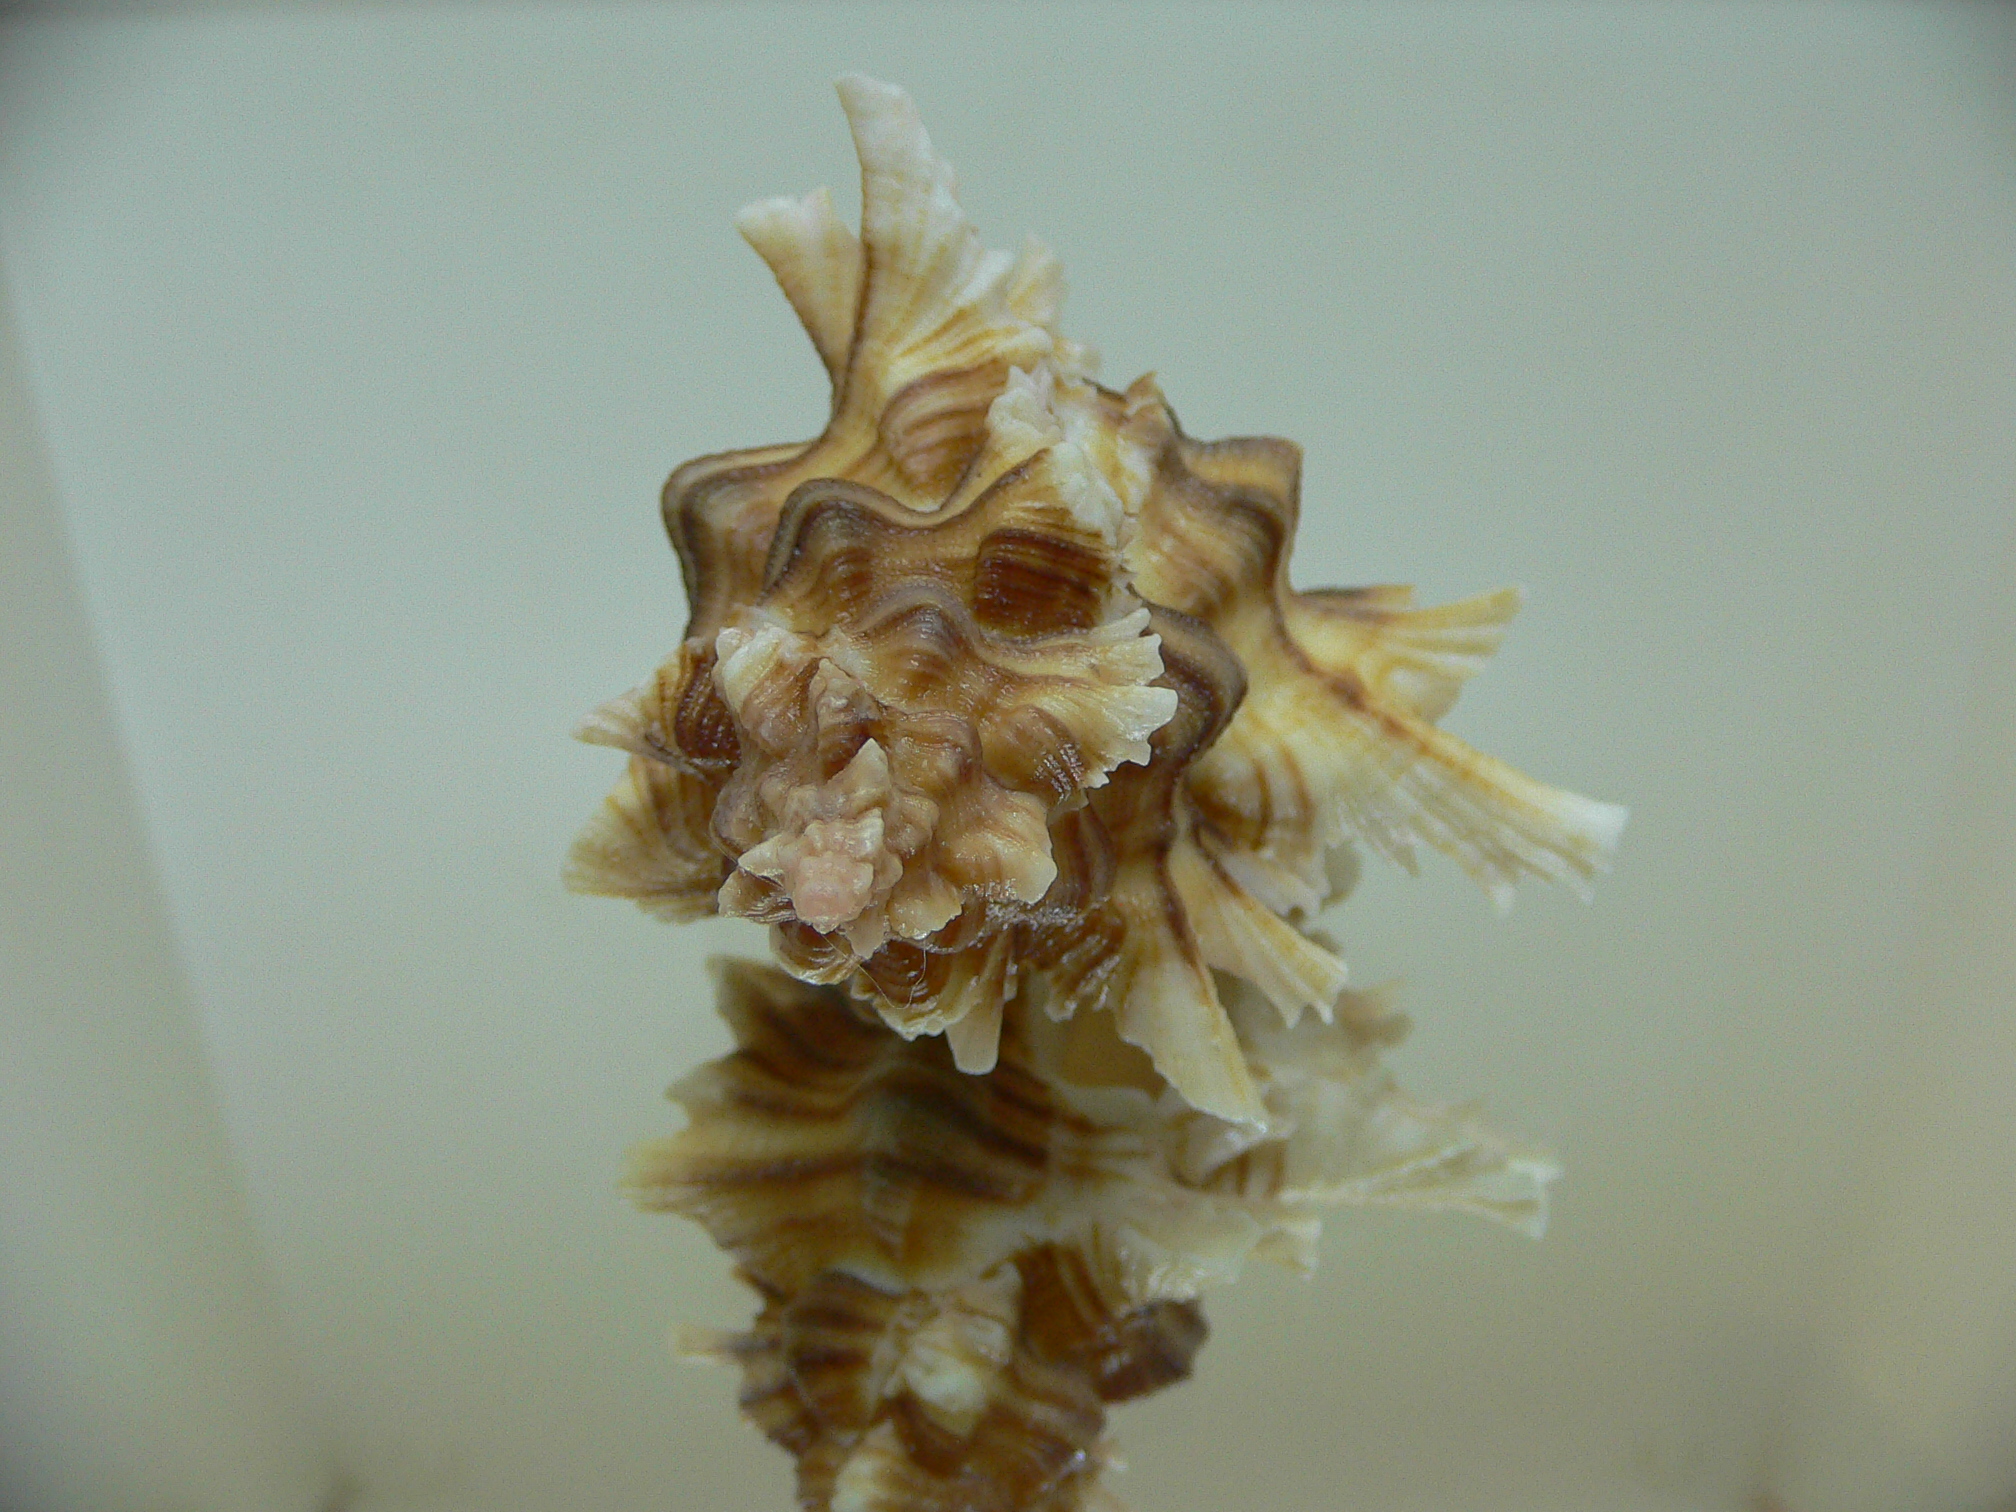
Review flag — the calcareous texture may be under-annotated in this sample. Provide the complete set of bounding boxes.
[572,75,1622,1512]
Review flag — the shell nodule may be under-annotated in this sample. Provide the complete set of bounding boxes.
[575,74,1621,1510]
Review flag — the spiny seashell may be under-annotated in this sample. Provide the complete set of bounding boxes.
[570,75,1622,1125]
[631,961,1552,1511]
[573,74,1620,1511]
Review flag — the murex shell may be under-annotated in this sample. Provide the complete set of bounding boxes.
[573,75,1621,1512]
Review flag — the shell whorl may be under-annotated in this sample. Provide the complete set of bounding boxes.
[574,74,1620,1511]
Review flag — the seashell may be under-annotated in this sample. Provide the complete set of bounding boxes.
[572,76,1621,1122]
[574,74,1620,1509]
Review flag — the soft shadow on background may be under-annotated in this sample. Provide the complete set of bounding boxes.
[3,6,2014,1512]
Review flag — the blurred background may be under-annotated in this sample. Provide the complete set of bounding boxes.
[2,5,2013,1511]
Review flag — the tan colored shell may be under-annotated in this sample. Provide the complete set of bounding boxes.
[573,75,1620,1511]
[570,78,1620,1123]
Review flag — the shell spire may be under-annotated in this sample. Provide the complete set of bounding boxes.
[572,76,1620,1511]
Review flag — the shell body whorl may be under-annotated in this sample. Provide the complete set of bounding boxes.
[573,74,1621,1511]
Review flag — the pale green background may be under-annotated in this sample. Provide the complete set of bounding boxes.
[3,6,2014,1511]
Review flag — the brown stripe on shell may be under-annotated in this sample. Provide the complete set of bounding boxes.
[669,640,740,773]
[1016,1245,1206,1403]
[971,528,1109,634]
[663,440,818,637]
[979,705,1091,805]
[878,359,1009,495]
[758,478,947,609]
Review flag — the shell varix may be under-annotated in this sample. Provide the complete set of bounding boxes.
[572,75,1623,1511]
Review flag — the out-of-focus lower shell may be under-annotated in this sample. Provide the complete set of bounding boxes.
[630,962,1553,1511]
